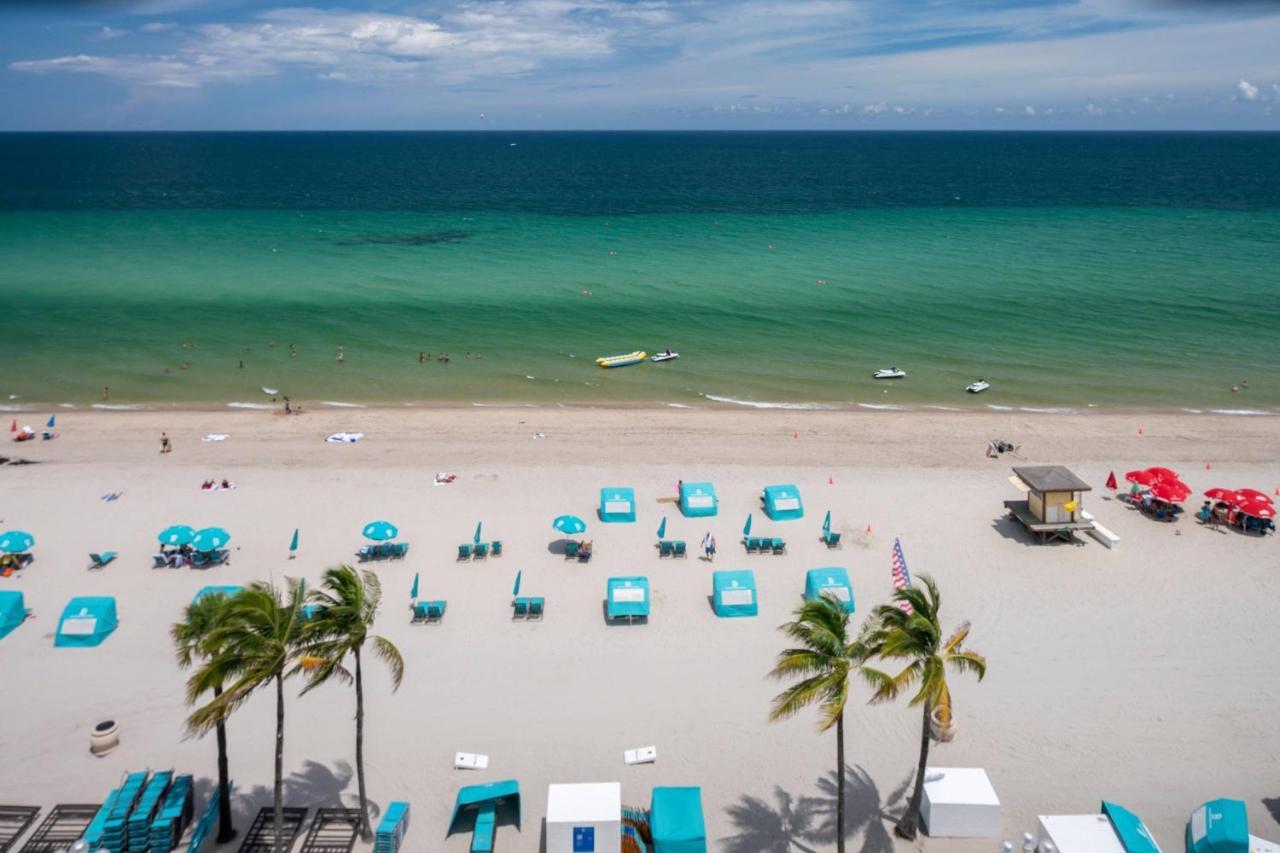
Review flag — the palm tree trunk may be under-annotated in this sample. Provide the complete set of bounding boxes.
[274,672,285,853]
[835,710,845,853]
[354,646,371,841]
[895,703,932,840]
[213,684,236,843]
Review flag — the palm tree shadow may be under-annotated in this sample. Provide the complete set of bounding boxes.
[720,786,820,853]
[232,759,363,825]
[806,765,909,853]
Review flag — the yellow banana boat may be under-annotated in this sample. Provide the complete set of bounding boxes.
[596,351,646,368]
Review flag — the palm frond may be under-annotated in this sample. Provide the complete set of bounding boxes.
[371,635,405,690]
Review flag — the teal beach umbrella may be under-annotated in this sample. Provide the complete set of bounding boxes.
[743,513,753,536]
[0,531,34,553]
[46,415,55,429]
[157,525,195,547]
[512,571,522,596]
[552,515,586,535]
[823,510,831,533]
[410,572,419,600]
[473,522,483,545]
[656,517,667,539]
[289,528,299,553]
[362,520,398,541]
[192,527,231,552]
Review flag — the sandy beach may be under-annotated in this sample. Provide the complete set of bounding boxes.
[2,406,1278,852]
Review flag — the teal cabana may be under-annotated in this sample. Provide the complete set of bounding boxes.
[679,482,718,518]
[763,484,804,521]
[0,590,28,640]
[651,787,707,853]
[599,487,637,523]
[1187,799,1249,853]
[193,585,243,603]
[448,780,520,852]
[606,576,650,621]
[712,570,758,618]
[55,596,118,647]
[804,568,854,613]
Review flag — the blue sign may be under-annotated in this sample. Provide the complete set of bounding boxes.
[573,826,596,852]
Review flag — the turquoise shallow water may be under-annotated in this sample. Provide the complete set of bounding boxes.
[1,133,1278,412]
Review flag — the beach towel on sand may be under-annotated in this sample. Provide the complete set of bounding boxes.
[327,432,364,444]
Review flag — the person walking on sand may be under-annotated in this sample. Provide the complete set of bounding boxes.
[702,531,711,560]
[160,432,171,454]
[709,535,717,561]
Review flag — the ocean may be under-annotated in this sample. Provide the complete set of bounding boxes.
[2,131,1278,412]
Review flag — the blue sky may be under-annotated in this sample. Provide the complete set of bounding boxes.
[2,0,1279,129]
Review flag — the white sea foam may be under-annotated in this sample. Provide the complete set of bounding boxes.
[471,402,537,408]
[923,405,963,412]
[986,404,1014,411]
[226,402,277,410]
[58,403,76,408]
[91,403,145,411]
[321,401,367,409]
[701,393,839,410]
[0,405,32,412]
[1181,408,1204,414]
[1209,409,1272,416]
[857,403,908,411]
[1019,406,1080,414]
[665,403,698,409]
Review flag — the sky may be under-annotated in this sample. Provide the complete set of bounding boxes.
[2,0,1279,129]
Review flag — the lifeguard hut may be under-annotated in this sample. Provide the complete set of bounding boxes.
[1003,466,1094,543]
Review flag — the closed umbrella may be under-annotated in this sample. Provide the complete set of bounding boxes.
[1105,471,1118,490]
[656,517,667,539]
[410,572,419,599]
[362,520,398,541]
[192,527,231,552]
[289,528,299,553]
[46,415,55,429]
[158,525,196,547]
[552,515,586,535]
[743,513,753,536]
[473,522,483,545]
[0,531,34,553]
[822,510,831,533]
[512,571,522,596]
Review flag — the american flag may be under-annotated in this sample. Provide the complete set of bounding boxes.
[891,537,913,614]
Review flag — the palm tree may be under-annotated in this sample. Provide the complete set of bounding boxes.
[298,566,404,840]
[860,575,987,840]
[767,595,865,853]
[188,580,306,853]
[172,592,238,844]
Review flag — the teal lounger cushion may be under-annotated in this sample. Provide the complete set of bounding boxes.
[471,803,496,852]
[458,544,472,559]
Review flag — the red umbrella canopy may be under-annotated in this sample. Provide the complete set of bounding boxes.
[1150,480,1191,503]
[1105,471,1118,490]
[1237,500,1276,519]
[1146,466,1180,481]
[1203,488,1239,503]
[1234,488,1274,506]
[1126,470,1159,487]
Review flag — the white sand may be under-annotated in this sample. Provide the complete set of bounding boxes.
[2,407,1278,852]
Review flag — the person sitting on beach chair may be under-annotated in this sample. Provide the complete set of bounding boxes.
[578,540,593,561]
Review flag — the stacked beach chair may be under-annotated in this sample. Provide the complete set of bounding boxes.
[374,801,410,853]
[126,771,172,851]
[98,771,147,853]
[149,774,194,851]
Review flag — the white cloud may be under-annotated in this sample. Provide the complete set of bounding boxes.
[141,22,177,33]
[1237,78,1259,100]
[1024,105,1035,115]
[95,26,128,41]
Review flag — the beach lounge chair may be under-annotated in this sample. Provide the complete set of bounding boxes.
[0,805,39,852]
[237,806,308,853]
[512,598,528,619]
[491,540,502,557]
[564,541,579,559]
[673,540,687,558]
[823,530,842,548]
[454,752,489,770]
[374,802,410,853]
[474,542,489,559]
[20,805,100,853]
[771,538,786,554]
[89,552,117,569]
[299,808,361,853]
[470,803,496,852]
[394,542,409,558]
[457,544,472,560]
[424,601,446,623]
[356,544,375,561]
[658,540,673,557]
[624,746,658,765]
[527,597,544,619]
[152,554,169,569]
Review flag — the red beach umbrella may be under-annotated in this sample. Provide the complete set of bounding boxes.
[1125,470,1159,487]
[1203,488,1239,503]
[1149,480,1190,503]
[1105,471,1118,490]
[1234,488,1274,506]
[1237,500,1276,519]
[1146,467,1180,482]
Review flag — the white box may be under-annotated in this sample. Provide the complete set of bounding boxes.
[1036,814,1125,852]
[546,782,621,853]
[921,767,1001,838]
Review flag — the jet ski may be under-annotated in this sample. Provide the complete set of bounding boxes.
[965,380,991,394]
[873,367,906,379]
[651,351,679,363]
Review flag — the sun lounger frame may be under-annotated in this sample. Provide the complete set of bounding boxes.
[17,805,100,853]
[298,808,361,853]
[0,806,39,853]
[237,806,308,853]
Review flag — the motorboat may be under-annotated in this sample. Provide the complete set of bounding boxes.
[596,351,647,369]
[651,351,679,363]
[873,367,906,379]
[965,380,991,394]
[262,386,279,396]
